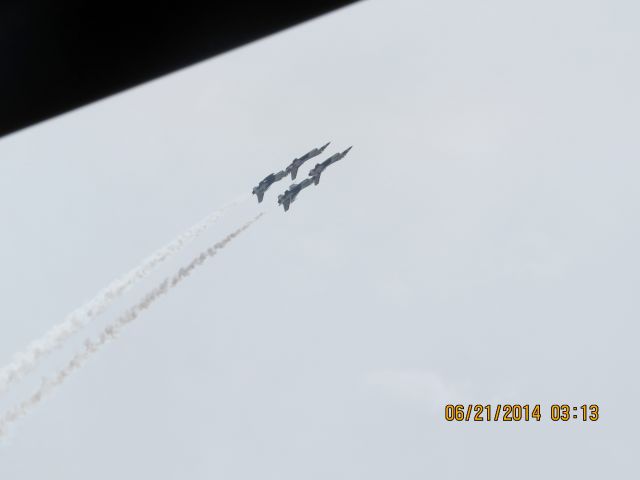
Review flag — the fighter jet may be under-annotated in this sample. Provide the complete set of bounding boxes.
[277,177,314,212]
[285,142,330,180]
[252,170,287,203]
[308,146,352,185]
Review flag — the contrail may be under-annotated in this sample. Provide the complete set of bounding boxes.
[0,213,264,438]
[0,193,249,397]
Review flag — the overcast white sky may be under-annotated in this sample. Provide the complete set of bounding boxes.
[1,0,639,478]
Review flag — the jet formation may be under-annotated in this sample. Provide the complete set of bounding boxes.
[252,143,352,212]
[251,142,329,203]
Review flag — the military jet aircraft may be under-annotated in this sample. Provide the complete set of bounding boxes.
[252,170,287,203]
[285,142,330,180]
[308,146,352,185]
[277,177,314,212]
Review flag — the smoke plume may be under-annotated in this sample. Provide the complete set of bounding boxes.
[0,213,263,437]
[0,194,248,397]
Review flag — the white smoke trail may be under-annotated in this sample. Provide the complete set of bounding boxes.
[0,213,264,437]
[0,193,249,397]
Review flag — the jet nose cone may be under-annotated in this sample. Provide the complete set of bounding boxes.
[343,146,353,155]
[320,141,330,151]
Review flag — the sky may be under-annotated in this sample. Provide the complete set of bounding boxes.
[0,0,639,478]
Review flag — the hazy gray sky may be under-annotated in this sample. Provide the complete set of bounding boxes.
[1,0,639,478]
